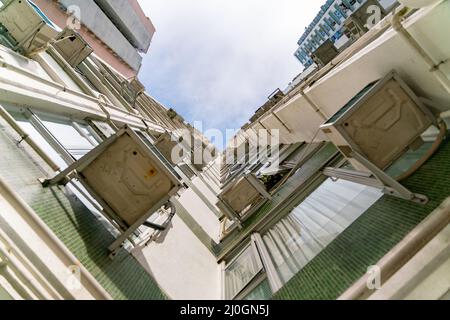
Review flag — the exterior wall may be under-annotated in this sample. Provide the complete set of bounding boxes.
[0,181,110,300]
[273,139,450,299]
[131,177,222,300]
[128,0,156,37]
[132,214,222,300]
[177,185,221,241]
[57,0,142,71]
[0,113,168,299]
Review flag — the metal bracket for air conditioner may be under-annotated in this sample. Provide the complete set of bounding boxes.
[39,127,181,257]
[323,150,429,205]
[217,174,272,229]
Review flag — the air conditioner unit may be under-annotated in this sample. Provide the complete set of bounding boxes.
[154,132,183,166]
[312,39,339,67]
[122,77,145,105]
[52,28,93,67]
[320,71,437,203]
[0,0,59,54]
[217,174,271,224]
[42,126,183,256]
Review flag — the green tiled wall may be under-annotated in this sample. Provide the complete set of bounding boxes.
[273,137,450,300]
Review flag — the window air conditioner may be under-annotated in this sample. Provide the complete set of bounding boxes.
[122,77,145,105]
[312,39,339,67]
[0,0,59,54]
[154,132,183,166]
[52,28,93,67]
[42,126,183,256]
[320,71,439,203]
[217,174,271,225]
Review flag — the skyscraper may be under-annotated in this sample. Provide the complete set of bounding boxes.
[294,0,398,68]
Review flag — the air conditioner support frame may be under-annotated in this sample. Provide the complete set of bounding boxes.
[217,174,272,228]
[323,151,429,205]
[39,127,181,258]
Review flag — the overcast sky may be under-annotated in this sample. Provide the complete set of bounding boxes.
[137,0,322,136]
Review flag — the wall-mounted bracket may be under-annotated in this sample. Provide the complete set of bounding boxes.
[323,150,429,205]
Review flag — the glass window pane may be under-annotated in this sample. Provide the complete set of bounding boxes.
[243,279,272,301]
[13,117,67,169]
[263,179,382,284]
[225,245,263,299]
[41,119,94,159]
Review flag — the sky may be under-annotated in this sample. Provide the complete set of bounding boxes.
[137,0,323,138]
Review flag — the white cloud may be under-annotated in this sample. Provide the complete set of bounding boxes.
[137,0,322,134]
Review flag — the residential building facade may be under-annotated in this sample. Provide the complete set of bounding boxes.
[0,0,449,301]
[30,0,156,78]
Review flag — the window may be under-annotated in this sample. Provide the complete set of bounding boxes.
[262,178,382,284]
[40,118,97,159]
[243,279,272,301]
[9,108,127,237]
[224,245,263,299]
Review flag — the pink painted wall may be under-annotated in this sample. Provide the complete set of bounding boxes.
[128,0,156,53]
[33,0,137,78]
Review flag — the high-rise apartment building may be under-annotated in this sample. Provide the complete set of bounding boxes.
[294,0,398,68]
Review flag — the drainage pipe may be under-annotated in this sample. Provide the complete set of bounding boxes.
[0,259,34,300]
[391,6,450,95]
[144,201,176,246]
[0,176,112,300]
[0,104,60,172]
[98,94,119,132]
[339,196,450,300]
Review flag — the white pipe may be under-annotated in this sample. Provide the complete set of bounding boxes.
[0,241,48,300]
[46,46,96,97]
[0,226,63,300]
[391,6,450,95]
[0,176,112,300]
[339,197,450,300]
[0,261,35,300]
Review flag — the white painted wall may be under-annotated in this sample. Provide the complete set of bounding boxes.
[132,215,221,300]
[177,186,221,241]
[259,1,450,145]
